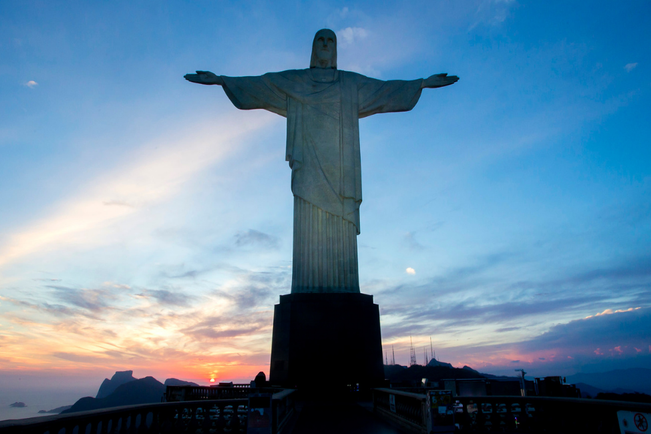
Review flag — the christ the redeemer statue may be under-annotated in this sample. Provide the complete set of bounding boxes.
[185,29,458,294]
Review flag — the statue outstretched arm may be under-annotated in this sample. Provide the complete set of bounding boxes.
[422,73,459,89]
[184,70,224,85]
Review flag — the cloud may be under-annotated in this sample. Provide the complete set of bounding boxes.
[624,63,638,72]
[140,289,191,307]
[375,249,651,372]
[337,27,368,46]
[103,200,134,207]
[518,306,651,354]
[184,325,266,341]
[47,285,118,313]
[180,307,272,343]
[52,352,113,364]
[403,232,425,251]
[0,262,286,378]
[470,0,516,29]
[406,267,416,275]
[338,7,349,18]
[25,80,38,88]
[0,295,83,319]
[381,251,651,325]
[213,269,289,309]
[233,230,280,250]
[586,307,641,319]
[105,282,131,289]
[496,327,520,333]
[426,308,651,377]
[0,114,272,268]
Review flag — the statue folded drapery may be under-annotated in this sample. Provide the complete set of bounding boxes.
[185,28,458,294]
[220,70,422,293]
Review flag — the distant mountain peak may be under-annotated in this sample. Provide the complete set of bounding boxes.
[96,370,136,399]
[64,377,166,414]
[427,358,453,368]
[567,368,651,396]
[164,378,200,387]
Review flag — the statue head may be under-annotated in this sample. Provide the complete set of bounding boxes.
[310,29,337,69]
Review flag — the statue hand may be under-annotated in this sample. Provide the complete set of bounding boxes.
[422,73,459,89]
[184,70,224,85]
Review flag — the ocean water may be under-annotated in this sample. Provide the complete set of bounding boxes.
[0,386,94,422]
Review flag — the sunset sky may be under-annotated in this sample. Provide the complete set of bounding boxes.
[1,0,650,396]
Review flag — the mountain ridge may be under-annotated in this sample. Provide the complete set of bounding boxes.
[96,370,136,399]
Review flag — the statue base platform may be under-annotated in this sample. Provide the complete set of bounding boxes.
[269,293,384,392]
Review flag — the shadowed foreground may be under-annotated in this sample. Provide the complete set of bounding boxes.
[290,401,401,434]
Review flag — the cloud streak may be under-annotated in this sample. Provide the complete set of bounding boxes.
[624,63,638,72]
[0,114,272,268]
[234,230,280,250]
[378,248,651,372]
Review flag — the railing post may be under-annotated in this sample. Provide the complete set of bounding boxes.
[128,413,138,434]
[191,406,200,431]
[215,404,226,434]
[146,410,158,434]
[231,405,241,432]
[136,411,148,434]
[200,406,212,433]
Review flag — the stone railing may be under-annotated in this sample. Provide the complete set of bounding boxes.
[165,384,282,401]
[373,388,651,433]
[268,389,295,434]
[0,390,296,434]
[373,388,428,433]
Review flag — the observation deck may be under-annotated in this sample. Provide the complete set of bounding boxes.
[1,385,650,434]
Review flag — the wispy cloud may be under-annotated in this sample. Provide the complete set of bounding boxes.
[103,200,134,208]
[403,232,425,251]
[0,265,282,381]
[139,289,192,307]
[25,80,38,88]
[624,63,638,72]
[585,307,641,319]
[377,249,651,367]
[234,230,280,250]
[424,308,651,377]
[47,285,119,312]
[0,114,272,268]
[470,0,517,29]
[182,323,267,341]
[337,27,368,47]
[518,307,651,354]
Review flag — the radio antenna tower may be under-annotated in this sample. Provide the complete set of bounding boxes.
[430,337,434,361]
[409,336,417,366]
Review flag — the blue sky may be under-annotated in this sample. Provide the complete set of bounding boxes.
[1,0,650,393]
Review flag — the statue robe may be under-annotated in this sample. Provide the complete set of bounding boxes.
[221,69,422,293]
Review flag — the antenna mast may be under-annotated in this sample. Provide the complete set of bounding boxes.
[430,337,434,361]
[409,336,417,366]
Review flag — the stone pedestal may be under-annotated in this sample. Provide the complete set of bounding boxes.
[269,293,384,391]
